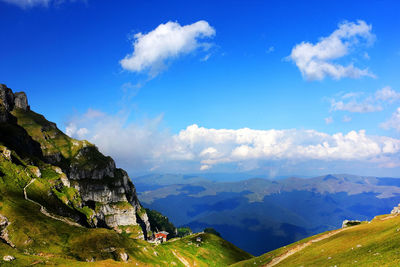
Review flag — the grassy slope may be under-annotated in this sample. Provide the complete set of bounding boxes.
[11,108,82,160]
[233,214,400,266]
[0,110,252,266]
[0,150,252,266]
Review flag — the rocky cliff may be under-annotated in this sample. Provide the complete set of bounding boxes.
[0,83,151,238]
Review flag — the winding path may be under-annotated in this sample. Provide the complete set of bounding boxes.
[172,250,190,267]
[23,179,83,228]
[264,227,350,267]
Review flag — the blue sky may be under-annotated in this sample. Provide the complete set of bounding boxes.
[1,0,400,177]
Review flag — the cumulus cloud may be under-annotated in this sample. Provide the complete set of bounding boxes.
[381,107,400,132]
[289,20,375,80]
[120,20,215,77]
[65,110,400,175]
[330,86,400,113]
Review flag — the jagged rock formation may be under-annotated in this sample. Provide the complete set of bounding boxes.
[391,204,400,214]
[0,85,29,122]
[0,84,151,238]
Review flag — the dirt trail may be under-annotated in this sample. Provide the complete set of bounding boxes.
[264,227,350,267]
[23,179,83,228]
[172,250,190,267]
[380,214,398,221]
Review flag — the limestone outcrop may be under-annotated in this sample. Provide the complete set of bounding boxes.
[14,92,29,110]
[0,83,151,239]
[391,204,400,214]
[0,84,29,123]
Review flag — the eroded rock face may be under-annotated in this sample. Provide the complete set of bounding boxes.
[14,92,29,110]
[0,214,15,248]
[0,84,152,239]
[99,204,137,227]
[64,143,151,234]
[0,84,29,118]
[72,165,150,235]
[391,204,400,214]
[0,84,15,112]
[0,84,15,123]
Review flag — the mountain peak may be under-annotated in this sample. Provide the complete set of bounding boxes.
[0,84,29,115]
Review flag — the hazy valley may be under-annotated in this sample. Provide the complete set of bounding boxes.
[137,174,400,255]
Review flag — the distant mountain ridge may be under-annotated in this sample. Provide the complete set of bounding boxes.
[137,173,400,255]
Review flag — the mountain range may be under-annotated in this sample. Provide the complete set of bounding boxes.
[136,173,400,255]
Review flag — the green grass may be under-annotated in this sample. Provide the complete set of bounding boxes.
[160,232,252,266]
[233,214,400,266]
[1,108,252,266]
[0,143,253,266]
[11,109,83,160]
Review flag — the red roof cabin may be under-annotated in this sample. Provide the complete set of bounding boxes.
[154,231,169,242]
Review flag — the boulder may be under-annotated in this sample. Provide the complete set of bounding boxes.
[3,255,15,262]
[342,220,361,228]
[120,252,129,262]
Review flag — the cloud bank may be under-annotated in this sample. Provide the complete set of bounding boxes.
[120,20,215,77]
[289,20,375,80]
[66,110,400,175]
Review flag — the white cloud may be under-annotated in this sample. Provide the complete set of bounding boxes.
[330,86,400,113]
[65,111,400,174]
[331,98,382,113]
[289,20,375,80]
[375,86,400,103]
[120,20,215,77]
[381,107,400,132]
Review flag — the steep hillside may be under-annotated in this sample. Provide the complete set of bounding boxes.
[0,83,252,265]
[1,83,151,236]
[233,209,400,266]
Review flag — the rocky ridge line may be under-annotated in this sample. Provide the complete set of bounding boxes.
[0,83,151,238]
